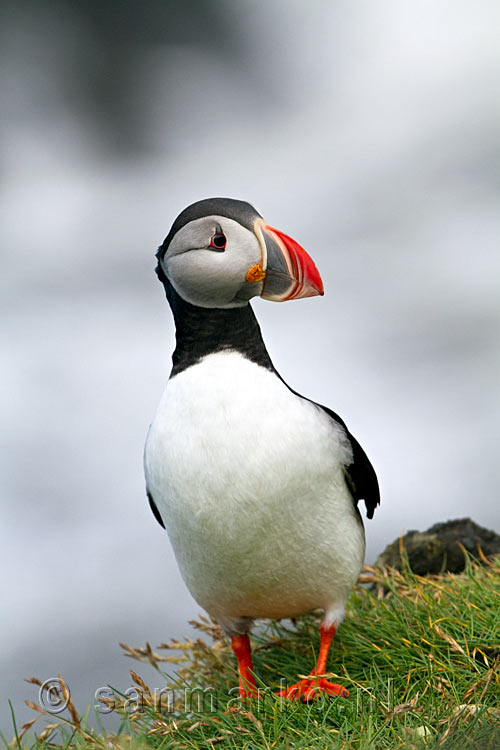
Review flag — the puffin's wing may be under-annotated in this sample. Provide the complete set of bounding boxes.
[317,404,380,520]
[147,489,166,529]
[273,370,380,520]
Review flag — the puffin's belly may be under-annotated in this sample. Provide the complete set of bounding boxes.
[145,352,365,619]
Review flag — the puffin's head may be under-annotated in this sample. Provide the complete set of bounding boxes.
[156,197,323,309]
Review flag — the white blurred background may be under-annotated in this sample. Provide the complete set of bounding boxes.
[2,0,499,734]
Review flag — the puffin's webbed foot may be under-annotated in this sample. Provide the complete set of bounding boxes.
[275,621,348,702]
[276,676,349,702]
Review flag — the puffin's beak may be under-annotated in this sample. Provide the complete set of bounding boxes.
[258,224,324,301]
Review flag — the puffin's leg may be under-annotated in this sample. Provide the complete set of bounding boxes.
[276,621,349,701]
[231,634,259,698]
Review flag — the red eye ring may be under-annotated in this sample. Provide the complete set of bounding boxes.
[209,224,226,251]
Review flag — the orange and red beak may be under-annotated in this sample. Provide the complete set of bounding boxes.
[257,223,324,302]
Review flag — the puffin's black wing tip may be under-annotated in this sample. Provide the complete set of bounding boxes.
[147,490,166,529]
[348,433,380,521]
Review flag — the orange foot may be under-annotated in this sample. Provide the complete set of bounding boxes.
[276,677,349,703]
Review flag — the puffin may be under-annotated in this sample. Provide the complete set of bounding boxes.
[144,197,380,702]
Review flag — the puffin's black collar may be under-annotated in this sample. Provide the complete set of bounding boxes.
[162,279,274,378]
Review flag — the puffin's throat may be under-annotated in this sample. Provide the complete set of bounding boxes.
[163,280,274,378]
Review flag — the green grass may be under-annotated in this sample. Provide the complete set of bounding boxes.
[6,554,500,749]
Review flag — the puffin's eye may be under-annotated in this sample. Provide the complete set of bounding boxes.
[208,225,227,251]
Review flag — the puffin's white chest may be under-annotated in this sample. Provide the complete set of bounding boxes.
[144,351,365,622]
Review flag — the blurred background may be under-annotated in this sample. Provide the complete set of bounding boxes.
[2,0,499,734]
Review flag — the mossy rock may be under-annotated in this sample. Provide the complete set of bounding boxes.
[375,517,500,575]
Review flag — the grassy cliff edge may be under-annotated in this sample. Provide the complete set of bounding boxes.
[7,553,500,749]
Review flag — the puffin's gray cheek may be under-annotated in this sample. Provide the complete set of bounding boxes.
[165,253,242,308]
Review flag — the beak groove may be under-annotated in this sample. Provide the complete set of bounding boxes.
[258,223,324,302]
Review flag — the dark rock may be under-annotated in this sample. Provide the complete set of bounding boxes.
[375,518,500,575]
